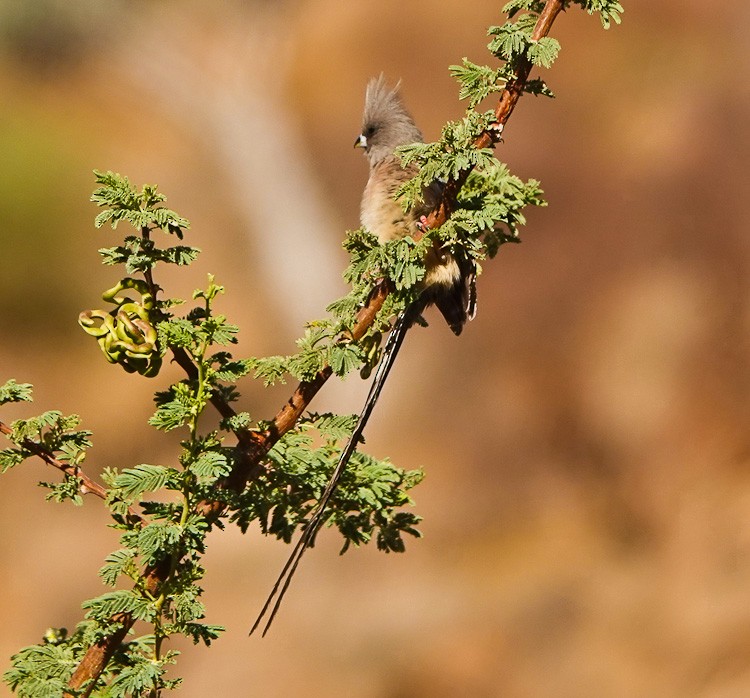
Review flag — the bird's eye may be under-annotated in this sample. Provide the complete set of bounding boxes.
[363,125,376,138]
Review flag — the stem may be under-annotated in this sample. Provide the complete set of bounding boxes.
[141,226,158,297]
[0,419,142,521]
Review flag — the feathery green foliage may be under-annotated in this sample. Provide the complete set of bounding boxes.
[1,170,425,695]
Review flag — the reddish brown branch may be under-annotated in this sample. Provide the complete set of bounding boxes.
[268,281,390,440]
[66,562,166,697]
[66,620,130,697]
[226,1,566,469]
[66,0,565,689]
[0,419,114,505]
[427,0,564,229]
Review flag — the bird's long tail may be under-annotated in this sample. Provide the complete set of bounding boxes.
[250,305,415,636]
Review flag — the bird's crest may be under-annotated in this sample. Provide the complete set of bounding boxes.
[360,75,423,164]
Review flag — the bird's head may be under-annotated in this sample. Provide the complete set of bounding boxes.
[355,75,423,166]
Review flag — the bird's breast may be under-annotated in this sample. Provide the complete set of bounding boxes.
[360,157,459,291]
[360,160,416,244]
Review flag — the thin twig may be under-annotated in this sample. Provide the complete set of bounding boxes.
[0,419,128,510]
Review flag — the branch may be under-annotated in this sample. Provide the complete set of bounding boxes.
[428,0,564,228]
[66,561,167,697]
[66,623,130,697]
[67,0,565,689]
[0,419,122,508]
[222,0,566,483]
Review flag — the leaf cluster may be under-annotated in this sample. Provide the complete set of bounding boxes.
[250,228,437,387]
[230,413,424,553]
[393,0,623,283]
[0,385,92,505]
[574,0,623,29]
[5,625,186,698]
[92,170,189,236]
[92,170,198,278]
[503,0,622,29]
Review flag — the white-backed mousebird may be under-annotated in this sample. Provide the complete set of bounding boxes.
[251,77,476,636]
[357,75,476,334]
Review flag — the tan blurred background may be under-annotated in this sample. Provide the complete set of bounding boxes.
[2,1,750,696]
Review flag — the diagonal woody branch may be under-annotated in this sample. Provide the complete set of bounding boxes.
[173,0,565,494]
[427,0,564,228]
[67,0,565,692]
[222,0,566,486]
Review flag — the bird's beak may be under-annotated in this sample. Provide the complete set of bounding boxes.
[354,134,367,149]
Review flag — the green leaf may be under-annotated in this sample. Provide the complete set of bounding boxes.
[90,170,191,239]
[0,379,33,405]
[211,354,252,382]
[524,77,555,97]
[0,448,26,473]
[203,317,239,346]
[108,657,163,698]
[171,587,205,624]
[99,549,137,587]
[575,0,624,28]
[487,15,536,61]
[502,0,546,15]
[97,244,129,266]
[221,411,253,432]
[180,622,224,646]
[305,413,357,442]
[376,511,423,552]
[162,245,200,265]
[328,342,362,377]
[158,318,197,349]
[114,464,176,500]
[450,59,506,107]
[138,521,183,562]
[149,383,195,431]
[527,36,560,68]
[4,643,78,696]
[82,589,155,622]
[189,451,230,480]
[150,206,191,232]
[39,475,83,506]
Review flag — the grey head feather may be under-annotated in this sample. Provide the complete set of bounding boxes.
[359,75,423,167]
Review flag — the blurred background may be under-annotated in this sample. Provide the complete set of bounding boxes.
[1,0,750,695]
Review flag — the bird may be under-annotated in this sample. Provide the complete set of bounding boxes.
[356,74,476,334]
[250,77,476,636]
